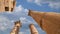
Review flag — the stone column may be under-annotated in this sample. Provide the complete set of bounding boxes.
[0,0,16,12]
[10,20,22,34]
[29,24,39,34]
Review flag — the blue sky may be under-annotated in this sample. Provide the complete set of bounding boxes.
[0,0,60,34]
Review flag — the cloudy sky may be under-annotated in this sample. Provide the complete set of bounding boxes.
[0,0,60,34]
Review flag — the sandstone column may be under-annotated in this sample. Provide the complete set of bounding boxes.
[29,24,39,34]
[10,20,22,34]
[0,0,16,12]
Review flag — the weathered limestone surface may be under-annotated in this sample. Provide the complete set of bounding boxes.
[29,24,39,34]
[10,20,22,34]
[28,10,60,34]
[0,0,16,12]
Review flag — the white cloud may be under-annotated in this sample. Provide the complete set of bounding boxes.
[49,2,60,9]
[34,0,42,5]
[19,17,37,25]
[24,9,29,15]
[0,15,14,31]
[11,5,28,16]
[14,5,24,12]
[20,17,32,24]
[19,32,24,34]
[27,0,60,9]
[27,0,33,2]
[20,17,26,21]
